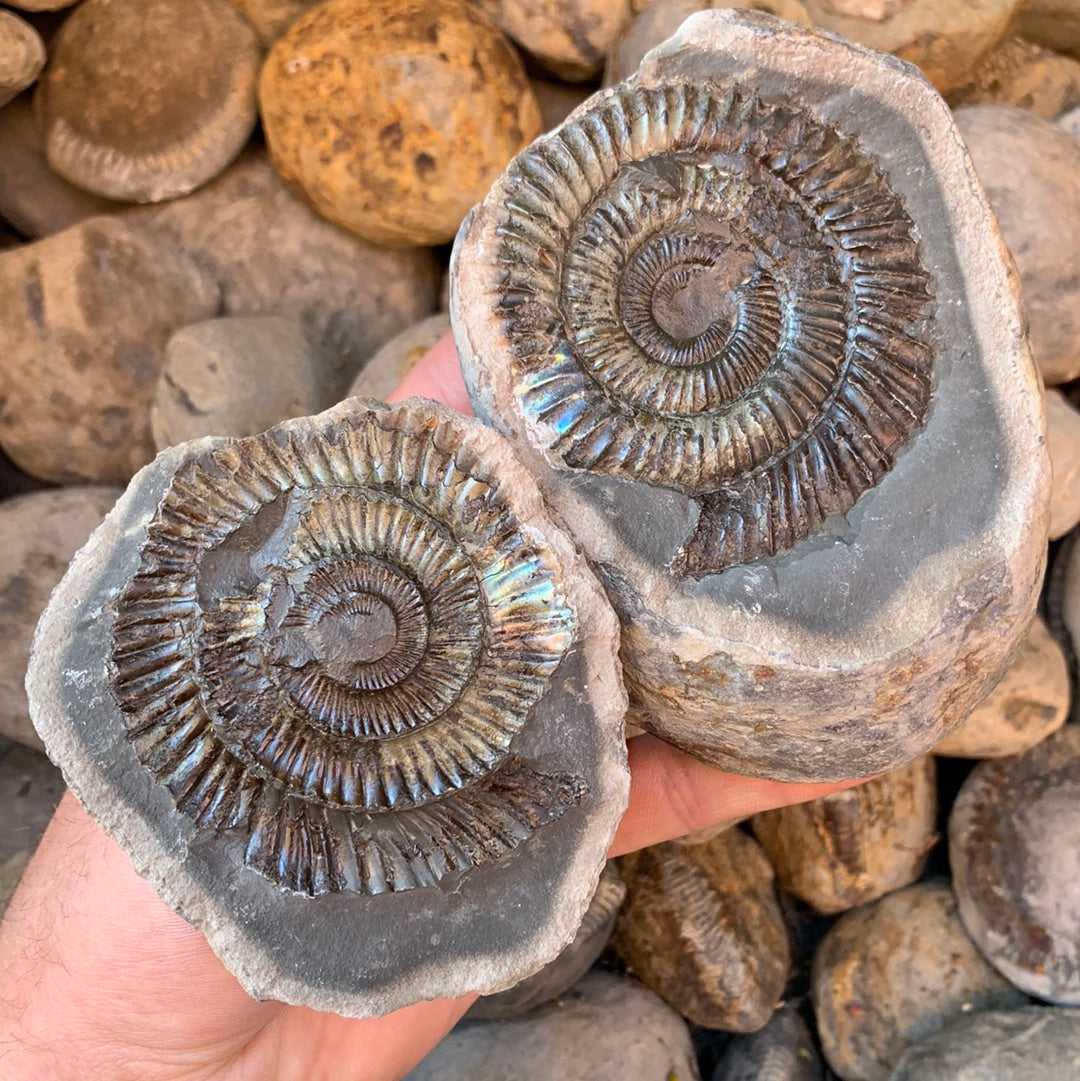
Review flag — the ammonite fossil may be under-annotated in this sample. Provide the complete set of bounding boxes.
[452,10,1050,781]
[27,398,629,1015]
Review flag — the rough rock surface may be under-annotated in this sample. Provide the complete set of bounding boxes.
[405,971,701,1081]
[933,615,1069,757]
[955,106,1080,386]
[1046,389,1080,540]
[127,152,440,371]
[615,827,790,1031]
[36,0,260,202]
[346,313,451,403]
[800,0,1022,94]
[26,398,630,1016]
[0,216,221,484]
[751,756,937,914]
[948,36,1080,117]
[152,316,348,449]
[0,10,44,110]
[0,488,122,751]
[468,860,626,1019]
[812,882,1026,1081]
[711,1000,823,1080]
[453,11,1049,781]
[259,0,542,247]
[0,96,128,238]
[949,724,1080,1005]
[888,1006,1080,1081]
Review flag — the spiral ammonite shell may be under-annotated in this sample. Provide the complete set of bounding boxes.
[477,79,934,576]
[108,402,584,896]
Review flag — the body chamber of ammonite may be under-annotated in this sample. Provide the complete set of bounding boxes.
[451,10,1049,781]
[26,398,629,1017]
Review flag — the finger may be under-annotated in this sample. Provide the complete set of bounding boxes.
[610,734,871,857]
[386,331,472,415]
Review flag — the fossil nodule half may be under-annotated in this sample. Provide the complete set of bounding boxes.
[451,10,1050,781]
[27,397,629,1017]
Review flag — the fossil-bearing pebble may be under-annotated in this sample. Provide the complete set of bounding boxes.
[811,882,1026,1081]
[949,724,1080,1005]
[27,397,629,1016]
[452,10,1048,781]
[35,0,260,202]
[259,0,542,247]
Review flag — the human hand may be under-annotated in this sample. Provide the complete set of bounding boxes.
[0,334,865,1081]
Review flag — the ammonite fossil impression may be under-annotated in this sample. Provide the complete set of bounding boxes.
[457,77,934,578]
[27,398,629,1015]
[452,10,1049,783]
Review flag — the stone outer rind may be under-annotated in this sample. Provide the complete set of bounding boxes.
[26,397,629,1018]
[451,9,1049,782]
[948,724,1080,1005]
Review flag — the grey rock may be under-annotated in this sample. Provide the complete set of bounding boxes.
[405,971,701,1081]
[452,10,1048,781]
[153,316,349,449]
[954,106,1080,386]
[949,724,1080,1005]
[812,882,1026,1081]
[0,10,44,110]
[0,487,122,751]
[26,398,630,1017]
[712,1001,823,1081]
[0,216,221,484]
[887,1007,1080,1081]
[346,313,451,404]
[468,861,626,1020]
[0,740,64,917]
[127,151,440,372]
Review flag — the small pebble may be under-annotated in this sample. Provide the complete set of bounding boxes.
[812,882,1026,1081]
[0,216,221,484]
[0,10,45,110]
[933,615,1069,758]
[711,1000,823,1081]
[36,0,261,202]
[751,756,937,915]
[949,724,1080,1005]
[888,1006,1080,1081]
[127,151,440,371]
[260,0,542,247]
[346,313,450,403]
[152,316,348,448]
[1046,389,1080,539]
[954,105,1080,386]
[405,971,701,1081]
[615,828,790,1032]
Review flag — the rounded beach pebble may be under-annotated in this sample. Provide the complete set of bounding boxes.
[0,10,45,110]
[26,397,629,1016]
[1046,389,1080,540]
[259,0,542,247]
[811,882,1026,1081]
[346,313,451,404]
[0,487,122,751]
[452,10,1049,781]
[949,724,1080,1005]
[35,0,260,202]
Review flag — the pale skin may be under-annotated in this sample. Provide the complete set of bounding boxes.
[0,336,864,1081]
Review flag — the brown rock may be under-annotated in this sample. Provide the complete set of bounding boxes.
[615,828,790,1031]
[479,0,633,81]
[955,106,1080,386]
[0,216,221,483]
[4,1,79,10]
[0,95,128,238]
[751,757,937,915]
[812,882,1027,1081]
[225,0,318,44]
[36,0,260,202]
[0,487,122,750]
[127,152,440,370]
[1046,389,1080,539]
[1016,0,1080,59]
[259,0,542,247]
[346,312,450,403]
[0,10,45,110]
[948,36,1080,117]
[950,724,1080,1004]
[801,0,1022,94]
[933,616,1069,758]
[529,76,595,132]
